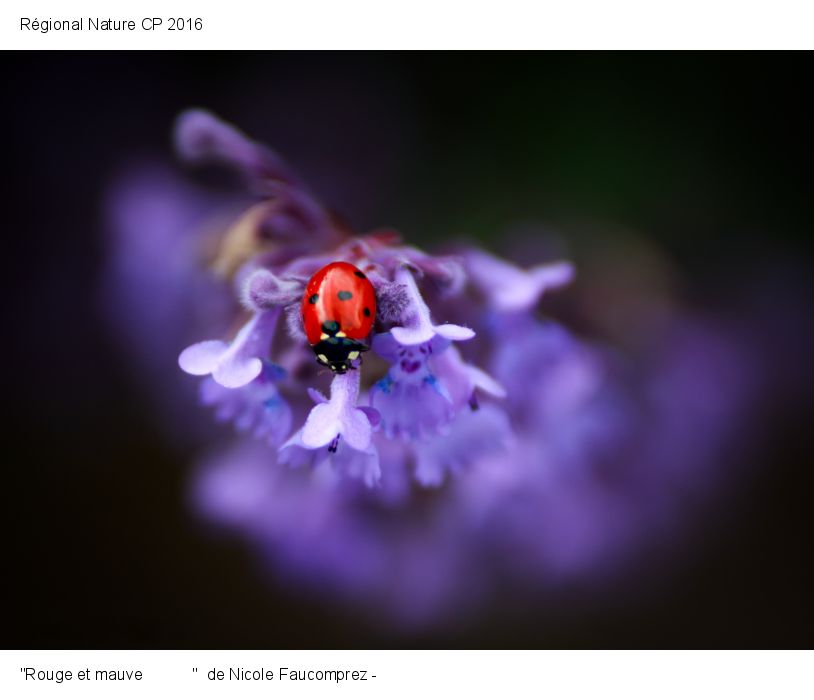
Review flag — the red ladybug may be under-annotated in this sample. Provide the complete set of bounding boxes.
[301,261,377,374]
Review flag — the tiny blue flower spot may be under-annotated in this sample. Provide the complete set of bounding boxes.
[261,361,287,381]
[375,375,394,394]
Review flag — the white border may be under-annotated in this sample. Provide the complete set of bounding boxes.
[3,650,814,699]
[2,0,813,49]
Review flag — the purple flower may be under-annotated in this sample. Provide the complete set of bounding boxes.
[199,362,292,447]
[174,108,299,193]
[428,342,506,411]
[370,344,455,441]
[179,309,281,388]
[388,266,475,345]
[368,333,503,442]
[412,403,512,487]
[299,373,374,451]
[103,108,774,631]
[463,248,575,312]
[279,372,382,487]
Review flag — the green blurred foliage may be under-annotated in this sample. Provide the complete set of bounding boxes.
[381,54,808,265]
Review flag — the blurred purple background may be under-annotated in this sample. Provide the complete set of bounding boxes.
[4,52,813,648]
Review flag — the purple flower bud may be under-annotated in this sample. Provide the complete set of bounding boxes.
[463,249,575,312]
[174,109,298,191]
[242,269,305,311]
[367,274,410,324]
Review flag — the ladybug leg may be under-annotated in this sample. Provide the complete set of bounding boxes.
[328,436,340,453]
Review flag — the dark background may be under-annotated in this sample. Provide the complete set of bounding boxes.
[4,52,812,648]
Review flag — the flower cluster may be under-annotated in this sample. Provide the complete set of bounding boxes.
[104,109,760,628]
[173,110,575,492]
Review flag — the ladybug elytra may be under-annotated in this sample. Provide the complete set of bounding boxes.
[301,262,376,374]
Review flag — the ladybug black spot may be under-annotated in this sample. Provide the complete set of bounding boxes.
[338,290,353,301]
[321,320,340,334]
[308,294,319,304]
[363,307,371,317]
[354,270,367,279]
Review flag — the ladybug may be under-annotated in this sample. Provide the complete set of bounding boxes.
[301,261,377,374]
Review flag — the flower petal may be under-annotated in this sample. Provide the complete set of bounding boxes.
[388,267,437,345]
[464,249,575,312]
[389,267,475,346]
[200,369,292,447]
[370,374,455,440]
[302,402,343,448]
[174,109,297,191]
[390,324,434,346]
[297,371,374,452]
[358,406,381,428]
[371,332,401,362]
[413,404,512,487]
[341,408,373,451]
[307,387,329,405]
[178,340,228,375]
[468,365,507,399]
[434,324,476,341]
[243,268,305,311]
[212,352,265,389]
[179,310,280,389]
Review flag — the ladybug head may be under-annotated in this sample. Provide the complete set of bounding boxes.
[312,337,367,375]
[318,356,352,374]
